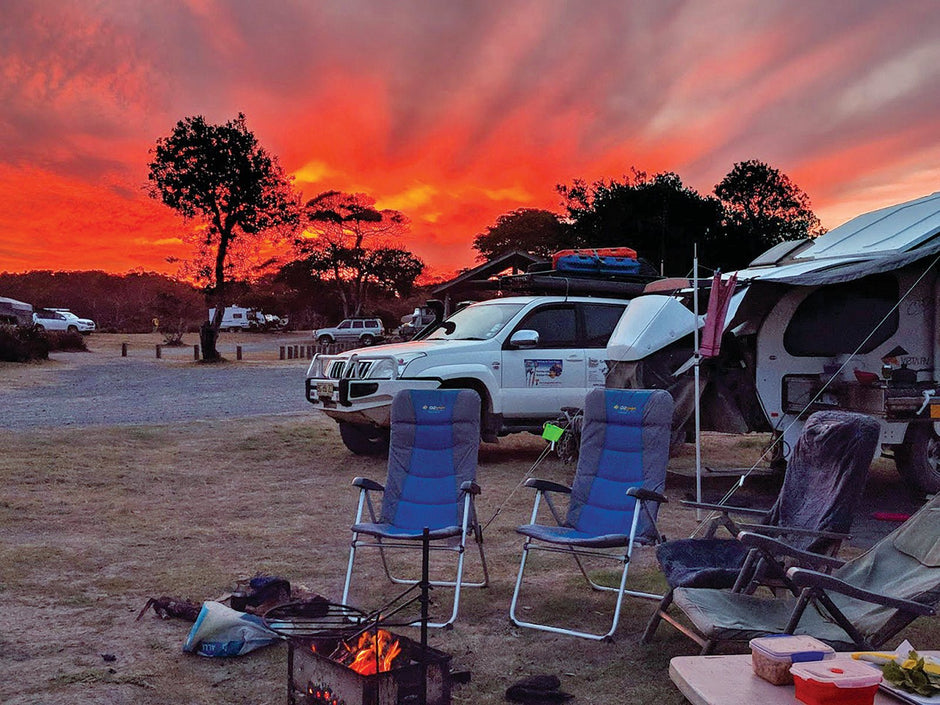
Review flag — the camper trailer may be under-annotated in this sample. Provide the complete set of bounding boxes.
[207,306,285,331]
[606,191,940,494]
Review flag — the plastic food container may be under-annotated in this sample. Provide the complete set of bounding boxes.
[789,659,882,705]
[749,635,835,685]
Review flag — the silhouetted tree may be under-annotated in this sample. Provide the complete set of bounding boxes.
[712,159,824,268]
[148,113,300,359]
[472,208,572,260]
[296,191,419,317]
[558,170,724,276]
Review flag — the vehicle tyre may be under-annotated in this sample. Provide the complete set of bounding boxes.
[35,324,45,332]
[360,334,375,346]
[894,423,940,494]
[67,325,79,334]
[338,422,390,456]
[317,335,333,346]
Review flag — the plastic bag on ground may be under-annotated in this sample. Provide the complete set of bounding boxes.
[183,600,282,657]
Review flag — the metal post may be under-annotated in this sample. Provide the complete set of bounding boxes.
[280,346,285,360]
[193,344,199,360]
[236,345,242,361]
[155,344,161,359]
[121,342,127,357]
[420,527,430,705]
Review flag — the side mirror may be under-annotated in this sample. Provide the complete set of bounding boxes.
[509,330,540,349]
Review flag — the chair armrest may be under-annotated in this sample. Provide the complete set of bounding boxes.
[352,477,385,492]
[627,487,668,504]
[787,567,937,616]
[737,523,851,542]
[737,531,845,570]
[679,500,766,518]
[523,478,572,494]
[460,480,481,495]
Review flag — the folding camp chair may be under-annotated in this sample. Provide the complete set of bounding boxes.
[509,388,673,640]
[642,410,880,644]
[341,388,489,629]
[667,492,940,653]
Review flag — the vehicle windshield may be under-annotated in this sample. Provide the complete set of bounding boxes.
[426,302,526,341]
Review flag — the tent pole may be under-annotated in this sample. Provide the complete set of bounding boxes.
[692,244,702,517]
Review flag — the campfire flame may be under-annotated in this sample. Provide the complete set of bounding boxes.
[339,629,402,675]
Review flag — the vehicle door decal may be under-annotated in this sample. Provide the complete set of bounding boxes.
[524,359,563,386]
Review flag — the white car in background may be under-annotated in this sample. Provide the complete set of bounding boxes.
[33,308,96,334]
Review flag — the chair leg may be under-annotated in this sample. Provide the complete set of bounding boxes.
[342,533,359,607]
[509,540,631,641]
[641,589,674,643]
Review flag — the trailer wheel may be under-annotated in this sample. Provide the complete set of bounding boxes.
[338,422,389,456]
[894,423,940,494]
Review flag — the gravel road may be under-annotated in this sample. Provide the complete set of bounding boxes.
[0,355,312,430]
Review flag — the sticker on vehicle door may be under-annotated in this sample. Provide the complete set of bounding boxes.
[525,359,563,386]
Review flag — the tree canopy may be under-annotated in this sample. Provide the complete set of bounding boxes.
[147,113,300,358]
[713,159,825,267]
[294,191,422,317]
[558,170,725,275]
[472,208,572,260]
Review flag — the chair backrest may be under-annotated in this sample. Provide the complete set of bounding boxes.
[568,388,674,542]
[829,493,940,646]
[381,389,481,531]
[766,410,880,553]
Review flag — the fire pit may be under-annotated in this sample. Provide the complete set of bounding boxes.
[265,529,456,705]
[286,630,452,705]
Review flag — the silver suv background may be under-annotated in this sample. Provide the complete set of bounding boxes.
[314,317,385,346]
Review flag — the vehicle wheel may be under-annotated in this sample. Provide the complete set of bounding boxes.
[894,423,940,494]
[317,335,333,346]
[360,334,375,346]
[67,325,79,334]
[338,422,390,456]
[35,324,45,332]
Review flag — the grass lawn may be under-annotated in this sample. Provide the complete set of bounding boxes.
[1,407,936,704]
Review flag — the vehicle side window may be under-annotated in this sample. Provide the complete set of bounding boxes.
[580,303,627,347]
[338,321,351,329]
[365,321,377,328]
[514,305,578,348]
[233,313,243,319]
[353,320,364,329]
[784,275,899,356]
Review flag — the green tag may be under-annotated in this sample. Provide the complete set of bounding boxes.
[542,424,564,442]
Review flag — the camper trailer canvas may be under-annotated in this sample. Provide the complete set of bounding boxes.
[606,191,940,494]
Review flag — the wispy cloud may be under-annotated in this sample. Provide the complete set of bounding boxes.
[1,0,938,275]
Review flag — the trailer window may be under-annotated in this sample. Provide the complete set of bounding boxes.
[783,275,899,357]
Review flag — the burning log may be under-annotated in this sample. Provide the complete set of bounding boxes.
[330,629,404,675]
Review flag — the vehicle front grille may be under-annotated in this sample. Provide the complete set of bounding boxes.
[326,359,373,380]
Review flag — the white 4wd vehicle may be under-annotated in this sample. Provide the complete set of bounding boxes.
[314,318,385,347]
[33,308,96,334]
[305,296,629,454]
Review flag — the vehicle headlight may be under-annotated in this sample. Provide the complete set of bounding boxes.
[367,353,426,379]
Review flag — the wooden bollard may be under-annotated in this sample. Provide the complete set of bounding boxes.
[287,346,293,360]
[194,344,200,360]
[121,342,128,357]
[155,344,161,359]
[279,346,285,360]
[236,345,242,361]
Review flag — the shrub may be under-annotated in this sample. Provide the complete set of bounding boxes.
[0,324,50,362]
[48,330,88,352]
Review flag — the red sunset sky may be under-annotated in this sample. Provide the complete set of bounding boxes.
[2,0,939,281]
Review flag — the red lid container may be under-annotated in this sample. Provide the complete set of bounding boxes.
[789,659,882,705]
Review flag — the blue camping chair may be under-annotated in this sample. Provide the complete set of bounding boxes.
[509,388,674,640]
[341,388,489,628]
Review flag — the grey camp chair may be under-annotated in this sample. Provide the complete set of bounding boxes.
[668,493,940,653]
[341,388,489,629]
[642,410,880,644]
[509,388,673,640]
